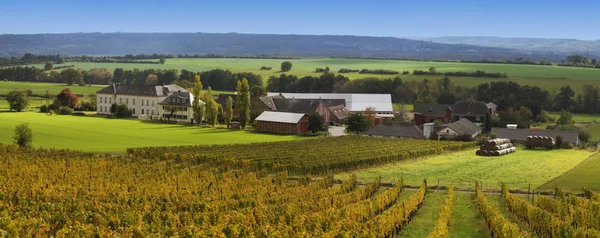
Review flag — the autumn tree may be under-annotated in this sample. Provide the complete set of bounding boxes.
[54,88,79,108]
[146,74,158,85]
[363,107,377,128]
[225,96,234,128]
[236,78,251,129]
[6,90,29,112]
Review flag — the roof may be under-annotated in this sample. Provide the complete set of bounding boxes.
[414,104,452,116]
[158,92,201,107]
[363,124,424,139]
[491,128,579,144]
[441,118,481,136]
[258,95,284,110]
[97,84,188,96]
[271,98,345,114]
[329,105,349,120]
[255,111,306,124]
[216,94,237,107]
[452,101,490,116]
[266,93,393,112]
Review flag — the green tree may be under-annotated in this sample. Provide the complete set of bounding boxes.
[115,104,132,118]
[281,61,293,72]
[6,90,29,112]
[414,96,436,104]
[61,68,84,86]
[429,67,437,75]
[250,85,267,97]
[556,110,573,125]
[346,113,370,135]
[204,87,219,126]
[225,96,233,128]
[192,75,205,125]
[159,58,166,64]
[44,61,53,71]
[307,114,325,134]
[56,55,64,64]
[236,78,251,129]
[13,123,33,148]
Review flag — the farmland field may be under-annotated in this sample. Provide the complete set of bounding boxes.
[336,148,594,191]
[0,96,47,111]
[23,58,600,93]
[539,152,600,192]
[0,112,305,152]
[0,81,105,96]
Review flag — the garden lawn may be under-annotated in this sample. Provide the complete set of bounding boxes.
[336,149,592,191]
[538,153,600,193]
[0,112,307,152]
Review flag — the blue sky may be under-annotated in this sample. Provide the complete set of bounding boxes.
[1,0,598,40]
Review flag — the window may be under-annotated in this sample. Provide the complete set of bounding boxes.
[142,109,144,114]
[133,99,135,105]
[142,100,144,106]
[105,106,108,112]
[100,107,102,112]
[476,116,480,121]
[151,110,154,115]
[146,100,149,106]
[132,109,135,114]
[109,98,111,104]
[446,129,449,133]
[151,101,154,106]
[126,99,129,104]
[167,98,171,103]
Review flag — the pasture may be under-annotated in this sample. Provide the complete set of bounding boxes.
[0,112,305,152]
[24,58,600,93]
[336,148,594,191]
[539,152,600,192]
[0,81,104,96]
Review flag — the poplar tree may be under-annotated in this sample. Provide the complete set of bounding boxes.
[225,96,233,128]
[236,78,251,129]
[192,75,205,125]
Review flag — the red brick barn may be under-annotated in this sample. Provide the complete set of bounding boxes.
[255,111,308,135]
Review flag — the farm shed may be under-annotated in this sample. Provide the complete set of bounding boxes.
[491,128,579,145]
[266,93,394,117]
[362,123,425,139]
[438,118,482,139]
[255,111,308,135]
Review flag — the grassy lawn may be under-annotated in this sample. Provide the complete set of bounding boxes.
[336,149,592,191]
[20,58,600,94]
[0,81,105,96]
[548,112,600,123]
[398,191,446,237]
[0,112,307,152]
[449,193,488,238]
[538,153,600,193]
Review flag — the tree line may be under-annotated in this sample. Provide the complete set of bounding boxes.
[558,54,600,68]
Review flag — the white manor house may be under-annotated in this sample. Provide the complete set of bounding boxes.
[96,84,191,120]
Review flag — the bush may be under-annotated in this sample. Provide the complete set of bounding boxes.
[13,123,33,148]
[260,66,272,70]
[555,135,564,148]
[57,106,73,115]
[78,101,96,111]
[402,71,410,75]
[338,68,360,73]
[39,104,49,113]
[561,141,574,149]
[114,104,132,118]
[359,69,399,75]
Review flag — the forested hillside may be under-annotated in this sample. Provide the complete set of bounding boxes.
[0,32,559,60]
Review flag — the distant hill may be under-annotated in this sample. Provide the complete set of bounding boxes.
[0,32,567,61]
[424,36,600,59]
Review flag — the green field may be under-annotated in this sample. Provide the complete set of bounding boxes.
[23,58,600,94]
[336,149,593,191]
[539,153,600,192]
[0,112,305,152]
[0,96,47,111]
[548,112,600,123]
[0,81,105,96]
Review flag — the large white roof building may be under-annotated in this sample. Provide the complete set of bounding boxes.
[266,93,393,113]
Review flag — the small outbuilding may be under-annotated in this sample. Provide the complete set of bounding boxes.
[254,111,308,135]
[362,123,425,139]
[437,118,482,139]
